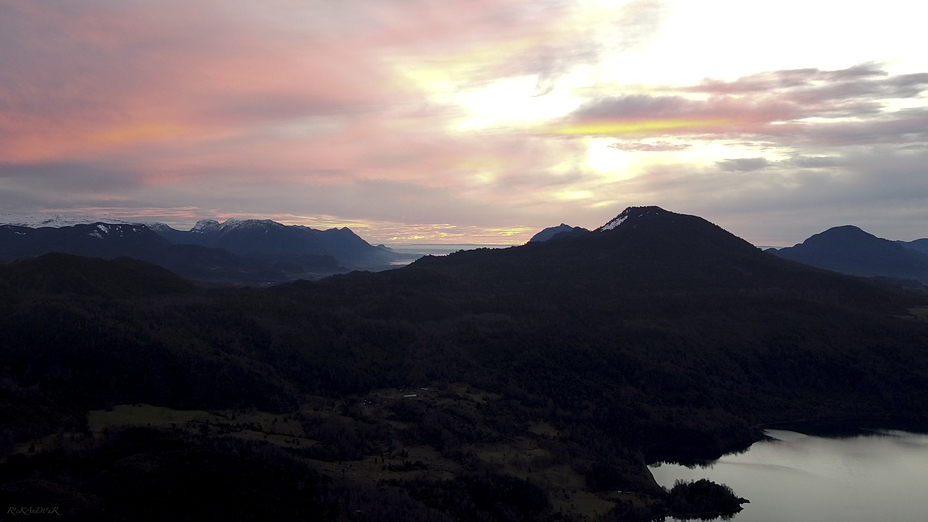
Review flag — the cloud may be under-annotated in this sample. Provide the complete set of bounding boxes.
[686,64,889,95]
[0,161,145,194]
[716,158,770,172]
[556,64,928,143]
[1,2,926,245]
[786,156,847,168]
[609,141,691,152]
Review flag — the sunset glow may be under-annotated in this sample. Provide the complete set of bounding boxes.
[551,119,735,136]
[2,0,927,245]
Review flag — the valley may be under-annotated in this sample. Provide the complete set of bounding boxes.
[1,207,927,520]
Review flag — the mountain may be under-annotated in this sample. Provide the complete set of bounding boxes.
[0,222,174,261]
[899,238,928,255]
[771,225,928,283]
[151,219,409,269]
[0,222,339,284]
[0,214,141,228]
[528,223,590,242]
[413,206,838,294]
[3,206,928,521]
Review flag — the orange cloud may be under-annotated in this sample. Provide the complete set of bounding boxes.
[550,118,735,136]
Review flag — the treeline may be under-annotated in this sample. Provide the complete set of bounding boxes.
[3,253,928,460]
[2,249,928,519]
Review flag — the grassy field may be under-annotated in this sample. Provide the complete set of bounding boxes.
[5,383,664,520]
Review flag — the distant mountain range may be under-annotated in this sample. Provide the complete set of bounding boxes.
[4,205,928,520]
[0,213,140,228]
[771,225,928,284]
[0,218,414,284]
[149,219,406,268]
[4,211,926,287]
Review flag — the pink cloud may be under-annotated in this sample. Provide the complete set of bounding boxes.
[0,1,413,164]
[3,2,927,245]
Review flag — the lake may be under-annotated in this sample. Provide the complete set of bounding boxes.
[648,429,928,522]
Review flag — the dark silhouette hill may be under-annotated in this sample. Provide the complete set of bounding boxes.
[332,207,928,457]
[2,206,927,521]
[772,225,928,283]
[0,253,194,298]
[528,223,590,242]
[413,207,898,301]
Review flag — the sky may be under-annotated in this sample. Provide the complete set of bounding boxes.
[2,0,927,246]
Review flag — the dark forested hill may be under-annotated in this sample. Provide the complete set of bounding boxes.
[772,225,928,283]
[2,208,927,521]
[415,207,903,300]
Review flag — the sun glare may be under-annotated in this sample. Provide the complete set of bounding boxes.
[453,75,584,131]
[586,138,633,177]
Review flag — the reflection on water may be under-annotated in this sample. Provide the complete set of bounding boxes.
[648,430,928,522]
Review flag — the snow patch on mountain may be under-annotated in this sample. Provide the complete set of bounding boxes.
[598,206,667,232]
[188,218,288,234]
[0,214,141,228]
[191,219,222,233]
[602,215,628,231]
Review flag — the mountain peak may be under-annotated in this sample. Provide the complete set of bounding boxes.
[597,206,669,231]
[222,218,281,230]
[529,223,590,242]
[772,224,928,282]
[796,225,887,250]
[191,219,222,233]
[189,218,286,234]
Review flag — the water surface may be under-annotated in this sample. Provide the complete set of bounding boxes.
[649,430,928,522]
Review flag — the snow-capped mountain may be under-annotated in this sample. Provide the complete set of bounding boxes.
[151,219,410,268]
[0,214,141,228]
[0,222,172,261]
[412,205,813,295]
[0,221,345,283]
[597,206,666,232]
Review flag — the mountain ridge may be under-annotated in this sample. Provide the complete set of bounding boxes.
[0,222,339,283]
[151,219,407,268]
[1,218,419,283]
[3,205,928,521]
